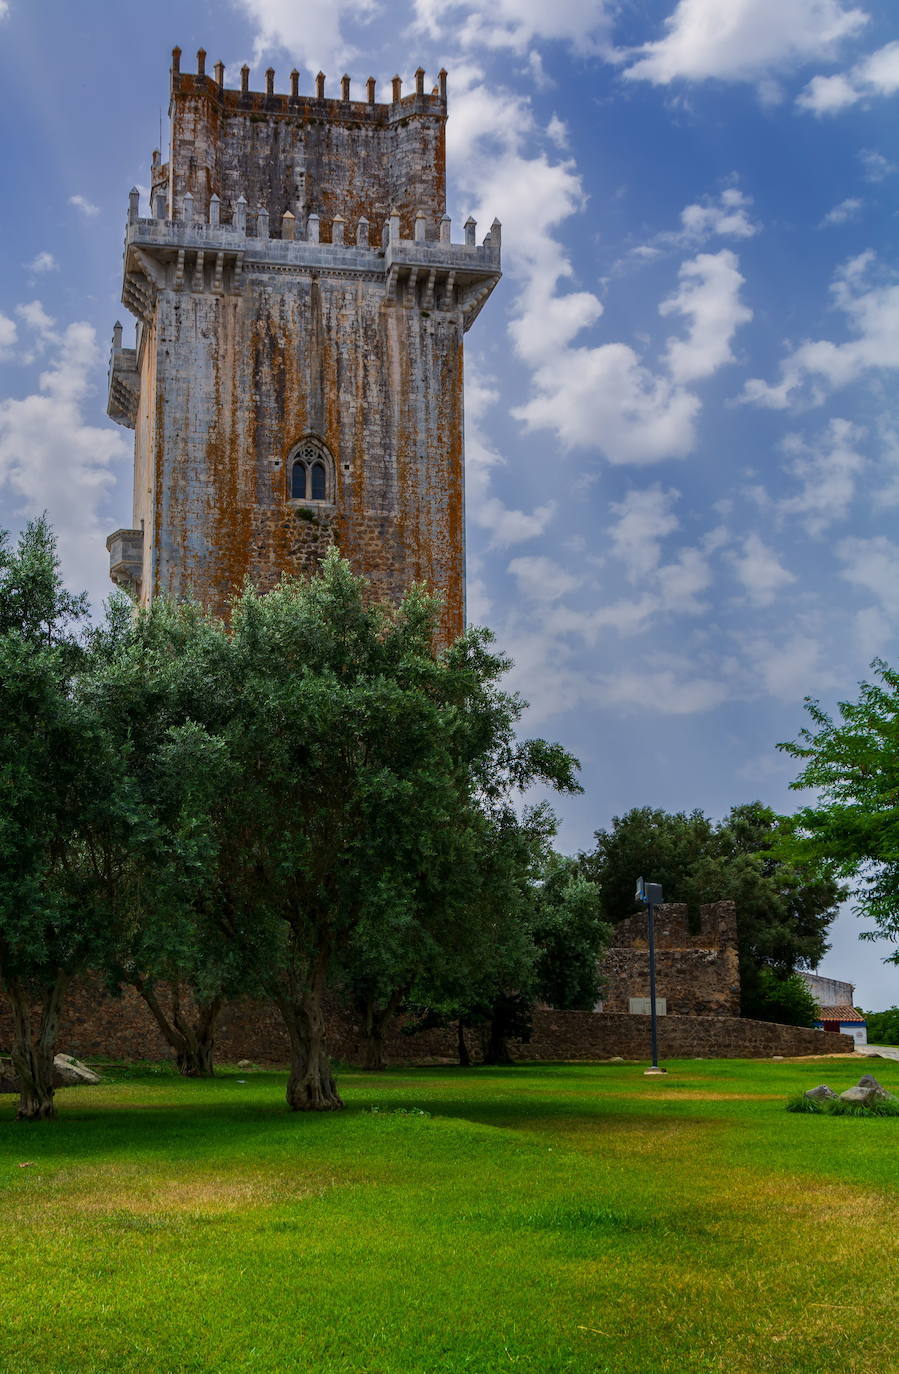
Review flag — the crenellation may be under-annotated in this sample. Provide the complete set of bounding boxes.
[108,48,499,644]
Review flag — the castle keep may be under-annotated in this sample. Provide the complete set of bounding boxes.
[106,49,501,640]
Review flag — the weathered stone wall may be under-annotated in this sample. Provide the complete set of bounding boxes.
[167,70,447,239]
[142,267,465,637]
[599,901,742,1017]
[113,53,481,643]
[0,982,854,1067]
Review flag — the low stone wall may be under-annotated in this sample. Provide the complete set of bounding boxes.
[0,981,855,1065]
[520,1011,856,1060]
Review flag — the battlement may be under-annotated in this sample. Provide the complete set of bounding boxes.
[170,47,447,123]
[114,193,500,340]
[160,46,450,238]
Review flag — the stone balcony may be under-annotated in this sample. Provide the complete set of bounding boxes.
[120,212,500,329]
[106,528,143,596]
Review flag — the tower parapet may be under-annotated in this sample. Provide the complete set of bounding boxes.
[106,49,501,643]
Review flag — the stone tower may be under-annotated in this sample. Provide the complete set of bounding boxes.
[106,48,501,643]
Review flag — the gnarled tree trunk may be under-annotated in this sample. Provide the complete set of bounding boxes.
[135,978,223,1078]
[7,972,67,1121]
[277,953,343,1111]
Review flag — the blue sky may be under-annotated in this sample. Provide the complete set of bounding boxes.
[1,0,898,1005]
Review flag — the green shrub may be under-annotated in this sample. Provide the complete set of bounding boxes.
[786,1093,822,1113]
[863,1007,899,1045]
[749,969,820,1027]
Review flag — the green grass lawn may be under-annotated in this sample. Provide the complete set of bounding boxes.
[1,1057,896,1374]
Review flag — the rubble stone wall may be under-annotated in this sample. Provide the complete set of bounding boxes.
[0,981,855,1067]
[599,901,742,1017]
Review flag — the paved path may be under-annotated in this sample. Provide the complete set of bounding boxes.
[856,1044,899,1060]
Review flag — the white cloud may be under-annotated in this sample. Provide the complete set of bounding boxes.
[818,197,863,227]
[747,633,828,700]
[597,664,728,714]
[26,251,58,273]
[546,114,569,149]
[0,313,17,360]
[230,0,377,70]
[621,0,867,88]
[69,194,99,218]
[0,3,8,17]
[16,300,56,337]
[859,148,895,182]
[465,372,557,550]
[0,319,130,603]
[507,555,579,603]
[447,67,702,465]
[798,39,899,113]
[660,249,753,384]
[731,532,795,605]
[742,251,899,409]
[657,546,712,613]
[413,0,613,55]
[677,187,759,243]
[778,418,866,533]
[838,535,899,618]
[514,342,701,461]
[607,486,680,580]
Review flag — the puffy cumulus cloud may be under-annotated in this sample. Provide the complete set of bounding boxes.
[745,632,830,700]
[731,532,795,605]
[413,0,613,55]
[677,187,759,243]
[507,555,579,602]
[798,39,899,113]
[838,535,899,618]
[620,185,759,273]
[447,67,702,465]
[514,342,700,462]
[0,313,17,360]
[26,252,58,274]
[660,249,753,384]
[742,251,899,409]
[230,0,375,70]
[818,197,863,227]
[778,417,866,533]
[464,372,556,550]
[607,485,680,580]
[621,0,867,88]
[68,194,99,218]
[0,315,130,605]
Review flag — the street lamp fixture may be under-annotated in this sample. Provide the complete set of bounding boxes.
[635,878,666,1076]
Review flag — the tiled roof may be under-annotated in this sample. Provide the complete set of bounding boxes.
[817,1005,866,1023]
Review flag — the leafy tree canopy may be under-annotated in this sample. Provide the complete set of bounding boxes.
[781,660,899,962]
[580,802,843,1022]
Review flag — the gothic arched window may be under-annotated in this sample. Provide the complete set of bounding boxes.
[288,438,334,503]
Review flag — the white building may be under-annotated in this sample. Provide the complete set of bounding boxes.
[798,972,867,1046]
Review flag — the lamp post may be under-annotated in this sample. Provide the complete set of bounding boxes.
[635,878,666,1075]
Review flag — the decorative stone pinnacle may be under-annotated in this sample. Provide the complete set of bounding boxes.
[266,68,275,95]
[196,49,206,77]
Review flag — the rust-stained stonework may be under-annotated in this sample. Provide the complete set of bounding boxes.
[107,50,501,643]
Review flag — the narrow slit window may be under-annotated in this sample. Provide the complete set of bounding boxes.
[310,461,326,501]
